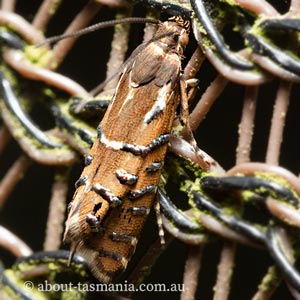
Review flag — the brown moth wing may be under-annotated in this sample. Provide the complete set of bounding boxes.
[84,75,180,282]
[131,42,181,88]
[130,41,165,86]
[65,67,180,282]
[154,53,181,87]
[64,19,189,283]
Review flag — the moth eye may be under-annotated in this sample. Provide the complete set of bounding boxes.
[173,34,179,43]
[179,32,189,47]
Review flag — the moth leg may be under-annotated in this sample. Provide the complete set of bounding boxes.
[179,78,209,166]
[154,196,165,245]
[185,78,199,101]
[179,78,196,144]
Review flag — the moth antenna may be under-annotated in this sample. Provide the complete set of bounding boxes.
[35,17,160,47]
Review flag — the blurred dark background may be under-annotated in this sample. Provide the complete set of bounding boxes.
[0,1,299,299]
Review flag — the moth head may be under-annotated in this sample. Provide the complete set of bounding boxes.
[169,16,190,46]
[157,17,189,53]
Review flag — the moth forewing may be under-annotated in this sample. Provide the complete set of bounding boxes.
[64,17,190,283]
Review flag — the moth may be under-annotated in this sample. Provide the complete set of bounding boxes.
[64,16,191,283]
